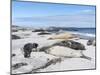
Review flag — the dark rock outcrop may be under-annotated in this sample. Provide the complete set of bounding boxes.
[32,29,45,32]
[87,39,96,46]
[12,35,21,40]
[38,32,51,35]
[87,39,93,45]
[24,58,62,74]
[12,62,28,70]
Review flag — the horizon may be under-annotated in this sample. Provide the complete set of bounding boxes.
[12,1,96,28]
[12,25,96,28]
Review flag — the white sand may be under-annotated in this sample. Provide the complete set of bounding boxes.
[12,30,96,74]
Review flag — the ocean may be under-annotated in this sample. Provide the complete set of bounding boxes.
[70,28,96,34]
[48,27,96,37]
[57,28,96,39]
[64,28,96,39]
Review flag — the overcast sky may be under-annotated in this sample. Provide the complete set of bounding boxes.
[12,1,96,28]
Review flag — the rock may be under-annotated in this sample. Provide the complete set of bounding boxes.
[87,39,93,45]
[12,62,28,70]
[12,29,18,32]
[32,29,45,32]
[38,32,51,35]
[87,39,96,46]
[53,40,86,50]
[12,54,16,57]
[12,35,21,40]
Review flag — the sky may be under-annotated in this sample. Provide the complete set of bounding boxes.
[12,0,96,28]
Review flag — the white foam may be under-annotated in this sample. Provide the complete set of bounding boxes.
[69,31,95,37]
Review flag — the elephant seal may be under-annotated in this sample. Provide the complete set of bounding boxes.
[23,43,39,58]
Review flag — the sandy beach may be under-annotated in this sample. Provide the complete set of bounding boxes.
[11,27,96,74]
